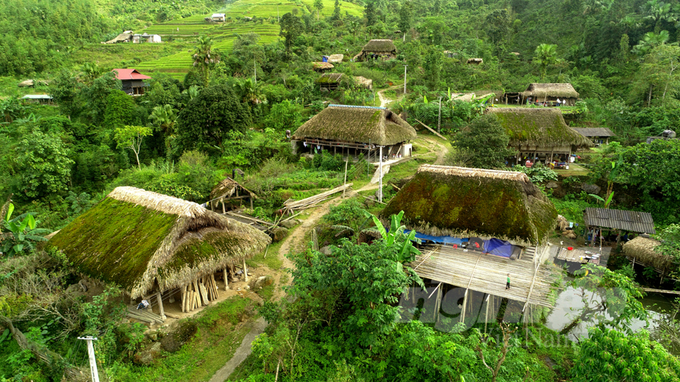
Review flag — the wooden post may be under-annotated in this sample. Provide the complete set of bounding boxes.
[435,284,443,324]
[343,158,348,198]
[484,294,490,335]
[243,258,249,283]
[222,199,225,214]
[181,285,186,313]
[223,268,229,290]
[460,289,468,324]
[250,197,253,210]
[157,290,166,321]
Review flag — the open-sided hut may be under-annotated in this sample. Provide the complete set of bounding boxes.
[572,127,615,145]
[488,108,592,164]
[381,165,560,314]
[291,104,417,161]
[584,208,655,248]
[521,83,579,106]
[317,73,344,91]
[48,187,271,318]
[210,177,257,212]
[623,237,672,276]
[355,39,397,61]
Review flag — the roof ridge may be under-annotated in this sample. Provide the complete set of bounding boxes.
[328,104,385,110]
[108,186,205,218]
[418,164,530,182]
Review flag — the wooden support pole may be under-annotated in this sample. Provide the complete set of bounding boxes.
[435,284,443,324]
[181,285,187,313]
[156,290,166,321]
[224,268,229,290]
[484,294,490,335]
[243,258,249,283]
[459,289,468,324]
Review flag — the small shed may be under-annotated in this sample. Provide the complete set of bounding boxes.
[312,62,334,72]
[21,94,53,105]
[355,39,397,61]
[623,237,673,277]
[105,31,133,44]
[467,58,483,65]
[48,187,271,317]
[328,54,344,63]
[521,83,579,106]
[209,177,258,212]
[211,13,226,22]
[488,108,592,164]
[572,127,615,145]
[317,73,344,91]
[584,208,656,235]
[353,76,373,90]
[292,104,417,161]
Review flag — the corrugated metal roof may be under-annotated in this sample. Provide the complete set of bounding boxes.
[583,208,656,234]
[112,69,151,81]
[572,127,615,137]
[22,94,52,99]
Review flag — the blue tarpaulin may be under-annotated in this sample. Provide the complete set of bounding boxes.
[484,238,513,258]
[404,230,468,245]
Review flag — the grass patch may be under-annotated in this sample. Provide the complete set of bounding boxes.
[247,239,286,270]
[116,296,256,382]
[550,196,597,226]
[255,280,275,301]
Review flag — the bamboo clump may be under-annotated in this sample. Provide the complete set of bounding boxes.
[181,275,221,313]
[282,183,353,214]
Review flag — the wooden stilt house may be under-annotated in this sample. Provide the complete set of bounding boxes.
[488,108,592,164]
[381,165,560,323]
[354,39,397,61]
[48,187,271,319]
[292,104,417,161]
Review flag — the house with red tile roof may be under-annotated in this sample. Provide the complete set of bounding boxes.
[112,69,151,96]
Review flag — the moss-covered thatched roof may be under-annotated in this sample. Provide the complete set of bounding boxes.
[623,237,673,272]
[522,83,579,99]
[488,108,592,148]
[316,73,344,84]
[292,104,417,146]
[572,127,615,137]
[210,177,257,200]
[380,165,558,245]
[362,39,397,53]
[313,62,334,70]
[48,187,270,298]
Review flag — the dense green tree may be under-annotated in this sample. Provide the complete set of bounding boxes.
[572,327,680,382]
[49,70,81,119]
[364,1,376,26]
[15,129,74,199]
[485,9,511,56]
[114,125,154,170]
[173,84,252,157]
[313,0,323,20]
[192,35,220,86]
[79,71,121,126]
[103,90,137,130]
[263,100,301,132]
[398,1,413,41]
[533,43,558,79]
[423,49,443,89]
[332,0,341,21]
[452,114,516,169]
[640,44,680,106]
[279,13,303,53]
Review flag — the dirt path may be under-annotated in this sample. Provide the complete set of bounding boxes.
[420,137,449,165]
[208,317,267,382]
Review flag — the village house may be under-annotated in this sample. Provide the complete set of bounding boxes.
[211,13,226,22]
[132,33,162,43]
[488,108,592,165]
[104,30,133,44]
[354,39,397,61]
[112,68,151,96]
[316,73,343,91]
[572,127,615,145]
[312,62,334,72]
[21,94,53,105]
[48,187,271,321]
[291,104,417,161]
[381,165,560,326]
[503,83,579,106]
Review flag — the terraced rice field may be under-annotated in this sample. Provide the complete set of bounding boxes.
[102,0,363,80]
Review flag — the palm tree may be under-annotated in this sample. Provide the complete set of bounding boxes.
[149,104,177,133]
[533,44,558,80]
[192,35,220,85]
[632,30,669,56]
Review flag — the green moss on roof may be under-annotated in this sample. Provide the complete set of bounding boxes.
[48,198,177,288]
[292,105,417,145]
[362,39,397,53]
[380,165,557,245]
[489,108,592,148]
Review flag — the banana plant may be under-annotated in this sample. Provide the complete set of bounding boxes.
[1,203,50,258]
[371,210,421,262]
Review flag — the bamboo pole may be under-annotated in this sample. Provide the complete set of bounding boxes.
[484,294,490,335]
[224,268,229,290]
[156,290,166,321]
[243,259,249,283]
[181,285,187,313]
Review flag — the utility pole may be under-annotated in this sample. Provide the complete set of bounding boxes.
[254,60,257,85]
[438,97,442,133]
[78,336,100,382]
[378,146,383,203]
[403,65,407,96]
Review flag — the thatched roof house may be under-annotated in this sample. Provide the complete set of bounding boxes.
[381,165,558,246]
[210,177,257,212]
[48,187,270,312]
[316,73,344,91]
[572,127,615,145]
[467,58,483,65]
[328,54,344,63]
[521,83,579,105]
[355,39,397,61]
[353,76,373,90]
[292,104,416,159]
[623,237,673,274]
[488,108,591,162]
[312,62,334,72]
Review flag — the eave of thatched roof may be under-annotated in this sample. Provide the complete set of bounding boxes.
[48,187,270,298]
[292,104,417,146]
[623,237,673,272]
[210,177,257,200]
[572,127,615,137]
[522,83,579,99]
[380,165,558,246]
[488,108,593,148]
[362,39,396,53]
[316,73,344,84]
